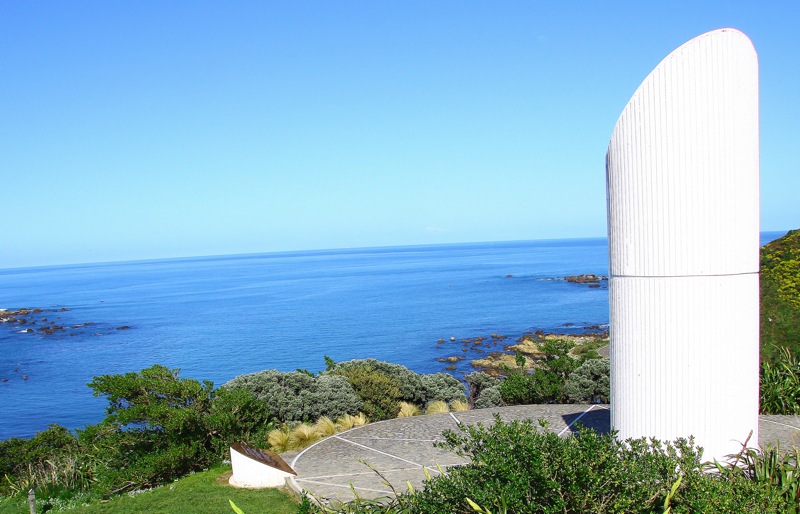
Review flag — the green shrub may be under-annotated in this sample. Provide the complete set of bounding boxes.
[564,357,610,403]
[325,359,466,421]
[499,368,565,405]
[328,361,403,420]
[497,338,583,406]
[80,364,274,495]
[402,417,787,513]
[223,370,362,423]
[761,229,800,362]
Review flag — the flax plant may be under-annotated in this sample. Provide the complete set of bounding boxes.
[760,347,800,414]
[717,438,800,513]
[4,455,93,497]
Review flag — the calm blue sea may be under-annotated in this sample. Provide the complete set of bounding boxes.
[0,234,786,440]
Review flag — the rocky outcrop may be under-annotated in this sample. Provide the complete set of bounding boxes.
[0,307,129,339]
[564,274,608,284]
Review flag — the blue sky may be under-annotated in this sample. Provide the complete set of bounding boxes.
[1,2,798,268]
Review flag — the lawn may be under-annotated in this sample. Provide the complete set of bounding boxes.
[0,466,299,514]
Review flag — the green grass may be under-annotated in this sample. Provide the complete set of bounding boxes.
[0,465,299,514]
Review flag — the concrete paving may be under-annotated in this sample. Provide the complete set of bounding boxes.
[287,405,800,503]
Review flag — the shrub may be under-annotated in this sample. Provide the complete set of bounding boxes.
[419,372,468,405]
[499,368,565,405]
[0,424,79,492]
[82,365,248,494]
[473,385,504,409]
[325,359,466,420]
[402,417,787,513]
[564,357,610,403]
[464,372,503,408]
[497,339,583,405]
[223,370,362,423]
[327,361,403,420]
[761,229,800,362]
[206,387,274,452]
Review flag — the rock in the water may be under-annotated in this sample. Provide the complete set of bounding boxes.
[564,273,608,284]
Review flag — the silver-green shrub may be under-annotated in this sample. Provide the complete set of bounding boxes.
[223,370,362,424]
[473,385,505,409]
[564,357,610,403]
[465,372,505,409]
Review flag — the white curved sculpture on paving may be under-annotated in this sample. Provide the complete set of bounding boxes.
[606,28,760,461]
[230,443,297,488]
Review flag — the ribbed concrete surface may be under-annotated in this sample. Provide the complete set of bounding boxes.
[606,28,759,278]
[610,274,760,458]
[606,28,760,461]
[287,405,800,503]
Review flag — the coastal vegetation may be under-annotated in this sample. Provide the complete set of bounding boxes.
[0,359,472,510]
[761,229,800,362]
[296,420,798,513]
[0,465,297,514]
[2,230,799,512]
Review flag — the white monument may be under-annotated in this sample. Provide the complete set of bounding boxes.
[229,443,297,488]
[606,28,760,461]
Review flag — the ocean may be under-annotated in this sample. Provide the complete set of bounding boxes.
[0,233,785,440]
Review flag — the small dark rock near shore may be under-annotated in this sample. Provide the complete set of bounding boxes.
[564,274,608,284]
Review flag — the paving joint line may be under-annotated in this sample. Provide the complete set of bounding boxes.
[295,479,393,495]
[346,436,443,442]
[761,418,800,431]
[301,467,425,480]
[557,404,598,437]
[333,435,426,468]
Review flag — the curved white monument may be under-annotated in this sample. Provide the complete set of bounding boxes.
[606,29,760,461]
[230,443,297,488]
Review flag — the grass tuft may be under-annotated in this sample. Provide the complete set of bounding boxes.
[288,423,321,450]
[335,414,357,432]
[425,400,450,414]
[313,416,338,437]
[397,402,422,417]
[450,399,471,412]
[267,428,290,453]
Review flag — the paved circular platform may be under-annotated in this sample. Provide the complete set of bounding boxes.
[287,404,800,503]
